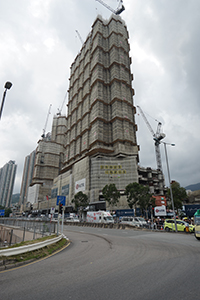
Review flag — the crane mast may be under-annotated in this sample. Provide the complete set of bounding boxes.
[42,104,52,138]
[137,105,165,171]
[95,0,125,15]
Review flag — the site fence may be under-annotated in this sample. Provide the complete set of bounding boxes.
[0,218,56,247]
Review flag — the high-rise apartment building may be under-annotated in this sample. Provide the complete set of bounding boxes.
[51,14,139,209]
[19,150,36,208]
[0,160,17,207]
[25,14,165,213]
[24,118,66,210]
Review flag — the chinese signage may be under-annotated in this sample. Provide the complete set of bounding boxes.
[100,165,126,175]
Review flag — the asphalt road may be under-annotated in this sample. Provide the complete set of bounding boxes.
[1,226,200,300]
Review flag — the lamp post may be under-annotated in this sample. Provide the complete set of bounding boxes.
[0,81,12,120]
[163,142,177,232]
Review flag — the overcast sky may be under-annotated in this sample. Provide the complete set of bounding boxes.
[0,0,199,194]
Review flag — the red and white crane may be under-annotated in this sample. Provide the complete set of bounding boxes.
[137,105,165,171]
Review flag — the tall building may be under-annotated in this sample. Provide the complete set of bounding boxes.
[51,14,139,209]
[0,160,17,207]
[19,150,36,209]
[24,14,165,213]
[25,118,66,210]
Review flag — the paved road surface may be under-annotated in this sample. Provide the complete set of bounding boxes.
[1,226,200,300]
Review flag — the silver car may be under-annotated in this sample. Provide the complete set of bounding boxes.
[134,217,147,227]
[120,216,140,227]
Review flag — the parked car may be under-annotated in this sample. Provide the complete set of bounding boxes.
[120,216,140,227]
[164,219,195,232]
[134,217,147,227]
[65,217,80,222]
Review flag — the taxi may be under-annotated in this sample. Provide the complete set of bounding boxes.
[164,219,194,232]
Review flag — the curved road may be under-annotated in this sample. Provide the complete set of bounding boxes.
[1,226,200,300]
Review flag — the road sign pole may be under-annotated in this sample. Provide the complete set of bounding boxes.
[57,202,60,236]
[61,208,64,234]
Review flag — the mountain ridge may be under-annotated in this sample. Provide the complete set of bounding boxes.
[185,182,200,191]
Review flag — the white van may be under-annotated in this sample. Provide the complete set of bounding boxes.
[86,211,114,224]
[134,217,147,227]
[120,216,140,227]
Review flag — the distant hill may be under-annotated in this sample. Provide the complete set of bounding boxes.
[12,193,20,204]
[185,183,200,191]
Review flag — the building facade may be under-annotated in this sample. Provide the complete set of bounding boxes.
[25,117,66,211]
[19,150,36,210]
[0,160,17,207]
[50,14,139,209]
[138,166,165,195]
[21,14,165,213]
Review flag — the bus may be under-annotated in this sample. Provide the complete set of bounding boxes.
[194,209,200,240]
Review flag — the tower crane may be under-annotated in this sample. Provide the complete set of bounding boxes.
[41,104,52,138]
[57,91,67,116]
[95,0,125,15]
[75,30,84,45]
[137,105,165,171]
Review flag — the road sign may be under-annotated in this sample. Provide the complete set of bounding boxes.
[50,207,55,214]
[0,209,5,216]
[56,195,66,206]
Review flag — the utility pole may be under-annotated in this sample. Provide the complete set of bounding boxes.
[163,142,177,232]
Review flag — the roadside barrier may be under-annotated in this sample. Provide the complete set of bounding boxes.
[0,234,64,257]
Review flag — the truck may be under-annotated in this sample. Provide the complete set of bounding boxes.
[86,211,114,224]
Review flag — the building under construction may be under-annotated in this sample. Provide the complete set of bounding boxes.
[24,14,165,212]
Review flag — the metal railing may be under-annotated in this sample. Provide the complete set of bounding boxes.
[0,218,56,247]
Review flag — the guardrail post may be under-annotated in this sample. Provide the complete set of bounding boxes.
[23,227,25,242]
[42,223,45,237]
[9,229,13,246]
[33,226,36,240]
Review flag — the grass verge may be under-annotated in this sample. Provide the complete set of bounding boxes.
[0,237,69,267]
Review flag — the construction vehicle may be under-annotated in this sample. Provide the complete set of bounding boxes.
[137,105,165,171]
[96,0,125,15]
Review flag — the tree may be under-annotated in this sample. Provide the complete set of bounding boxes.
[167,181,188,212]
[71,191,89,211]
[5,207,12,217]
[102,184,120,208]
[125,182,153,217]
[137,186,154,218]
[125,182,142,209]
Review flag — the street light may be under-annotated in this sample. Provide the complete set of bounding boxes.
[0,81,13,120]
[163,142,177,232]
